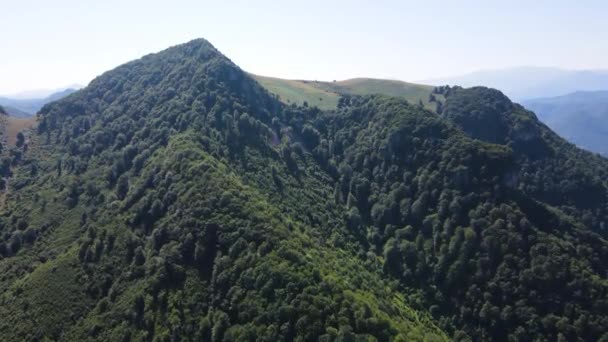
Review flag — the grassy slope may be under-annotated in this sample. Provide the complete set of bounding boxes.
[251,75,340,110]
[0,114,36,145]
[319,78,434,103]
[5,117,36,145]
[251,74,440,111]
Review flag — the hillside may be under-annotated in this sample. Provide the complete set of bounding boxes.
[425,67,608,100]
[252,75,439,111]
[442,86,608,230]
[0,88,79,117]
[522,91,608,156]
[0,39,446,341]
[0,106,35,146]
[0,39,607,341]
[2,105,31,117]
[3,116,35,146]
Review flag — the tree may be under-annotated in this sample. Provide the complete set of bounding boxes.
[0,157,11,177]
[116,174,129,200]
[346,206,362,231]
[16,132,25,147]
[346,193,357,209]
[212,310,230,342]
[301,124,320,149]
[383,238,401,276]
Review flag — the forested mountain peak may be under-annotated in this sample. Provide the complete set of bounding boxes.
[40,39,280,131]
[442,86,608,232]
[0,38,607,341]
[442,86,530,145]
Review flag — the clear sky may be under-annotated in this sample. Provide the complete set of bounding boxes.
[1,0,607,95]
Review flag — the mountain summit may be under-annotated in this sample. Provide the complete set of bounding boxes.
[0,39,607,341]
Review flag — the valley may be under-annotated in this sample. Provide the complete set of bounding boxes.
[523,91,608,156]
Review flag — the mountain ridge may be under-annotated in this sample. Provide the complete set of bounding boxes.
[0,38,607,341]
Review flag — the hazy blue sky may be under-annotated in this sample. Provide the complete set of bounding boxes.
[1,0,607,95]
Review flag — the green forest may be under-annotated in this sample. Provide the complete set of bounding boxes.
[0,39,606,341]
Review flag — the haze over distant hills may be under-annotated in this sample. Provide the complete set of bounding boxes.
[0,87,81,117]
[2,84,82,99]
[523,91,608,156]
[425,67,608,101]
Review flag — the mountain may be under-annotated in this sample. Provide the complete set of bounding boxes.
[2,105,31,117]
[0,104,35,154]
[522,91,608,156]
[3,84,83,100]
[0,39,607,341]
[44,87,80,102]
[425,67,608,100]
[0,87,80,117]
[252,75,440,111]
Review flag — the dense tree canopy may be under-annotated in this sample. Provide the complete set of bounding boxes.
[0,39,606,341]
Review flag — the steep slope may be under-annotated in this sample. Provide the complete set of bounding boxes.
[522,91,608,156]
[251,75,439,111]
[0,39,445,341]
[0,39,607,342]
[442,87,608,235]
[295,94,608,341]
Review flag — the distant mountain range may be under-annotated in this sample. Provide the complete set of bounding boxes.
[2,84,82,99]
[425,67,608,101]
[522,91,608,156]
[0,87,80,117]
